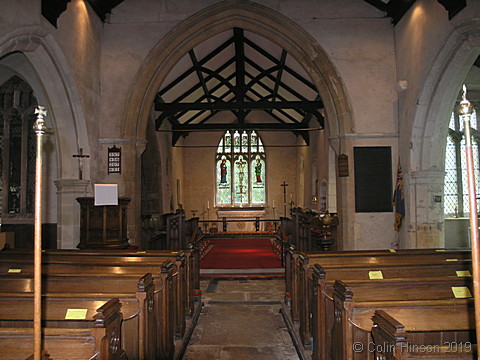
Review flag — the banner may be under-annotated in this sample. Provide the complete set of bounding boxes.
[393,160,405,232]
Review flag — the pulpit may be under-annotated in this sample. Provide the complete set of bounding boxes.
[76,197,130,249]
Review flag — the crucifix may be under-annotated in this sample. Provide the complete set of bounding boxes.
[73,148,89,180]
[281,181,288,217]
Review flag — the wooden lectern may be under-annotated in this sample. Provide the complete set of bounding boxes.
[76,197,130,249]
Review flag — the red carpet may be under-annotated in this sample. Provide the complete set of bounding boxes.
[200,238,282,269]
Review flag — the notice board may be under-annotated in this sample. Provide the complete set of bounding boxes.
[354,147,392,212]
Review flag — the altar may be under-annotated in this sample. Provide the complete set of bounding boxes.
[216,208,265,232]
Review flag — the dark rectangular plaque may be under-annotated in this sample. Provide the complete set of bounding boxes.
[354,147,392,212]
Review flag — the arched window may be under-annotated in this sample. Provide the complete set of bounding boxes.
[216,130,266,206]
[444,107,480,217]
[0,75,37,217]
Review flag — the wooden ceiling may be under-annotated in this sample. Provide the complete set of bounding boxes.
[155,28,323,145]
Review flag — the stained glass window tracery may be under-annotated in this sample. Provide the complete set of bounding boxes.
[216,130,266,206]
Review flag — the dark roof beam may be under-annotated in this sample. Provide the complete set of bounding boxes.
[155,100,323,112]
[246,89,294,124]
[171,122,308,132]
[243,36,317,92]
[157,36,235,97]
[245,72,305,122]
[189,49,213,113]
[234,27,247,124]
[161,57,235,107]
[245,57,317,104]
[272,50,287,103]
[176,72,237,124]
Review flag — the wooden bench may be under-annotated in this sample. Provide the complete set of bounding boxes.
[330,278,474,360]
[0,272,157,360]
[46,247,200,319]
[286,248,471,301]
[0,297,127,360]
[288,248,471,323]
[371,310,476,360]
[309,261,473,360]
[0,253,182,359]
[0,249,192,339]
[0,247,198,317]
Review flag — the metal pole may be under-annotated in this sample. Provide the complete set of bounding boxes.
[458,85,480,348]
[33,106,47,360]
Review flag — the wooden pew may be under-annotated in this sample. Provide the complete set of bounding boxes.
[288,248,471,341]
[371,310,476,360]
[0,273,157,360]
[288,248,471,324]
[310,261,473,360]
[1,247,198,315]
[42,247,200,319]
[0,253,181,359]
[0,297,127,360]
[0,249,192,339]
[330,278,474,360]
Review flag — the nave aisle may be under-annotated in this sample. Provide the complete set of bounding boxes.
[183,278,300,360]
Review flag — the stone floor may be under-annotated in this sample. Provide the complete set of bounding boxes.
[182,278,300,360]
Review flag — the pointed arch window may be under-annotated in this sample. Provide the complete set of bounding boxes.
[0,75,38,217]
[216,130,266,206]
[444,107,480,217]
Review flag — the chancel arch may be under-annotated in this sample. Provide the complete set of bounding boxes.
[123,0,353,247]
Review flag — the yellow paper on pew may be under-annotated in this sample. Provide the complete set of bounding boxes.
[446,258,458,261]
[369,271,383,279]
[389,249,396,253]
[452,287,472,298]
[65,309,88,320]
[136,251,147,254]
[456,270,472,277]
[8,269,21,273]
[436,249,446,252]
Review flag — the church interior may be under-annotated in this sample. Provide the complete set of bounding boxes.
[1,0,480,359]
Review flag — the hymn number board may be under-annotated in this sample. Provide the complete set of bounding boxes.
[108,146,121,174]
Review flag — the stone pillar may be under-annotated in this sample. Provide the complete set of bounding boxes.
[121,140,147,247]
[54,179,90,249]
[407,170,445,248]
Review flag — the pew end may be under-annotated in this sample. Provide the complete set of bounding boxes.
[372,310,477,360]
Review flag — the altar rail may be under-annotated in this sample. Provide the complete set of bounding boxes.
[198,218,279,233]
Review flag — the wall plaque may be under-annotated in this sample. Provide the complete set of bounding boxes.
[354,146,392,212]
[337,154,349,177]
[108,146,121,174]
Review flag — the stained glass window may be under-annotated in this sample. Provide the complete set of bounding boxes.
[444,107,480,217]
[0,75,37,217]
[216,130,266,206]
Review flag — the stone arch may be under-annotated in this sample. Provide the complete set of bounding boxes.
[0,27,90,179]
[123,0,351,144]
[0,26,92,248]
[408,20,480,248]
[412,20,480,172]
[122,0,353,246]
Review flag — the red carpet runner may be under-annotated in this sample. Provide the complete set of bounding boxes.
[200,238,283,277]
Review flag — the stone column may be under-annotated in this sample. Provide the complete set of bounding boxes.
[407,169,445,248]
[54,179,90,249]
[121,140,147,247]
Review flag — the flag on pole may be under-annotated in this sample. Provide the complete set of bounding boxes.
[393,160,405,232]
